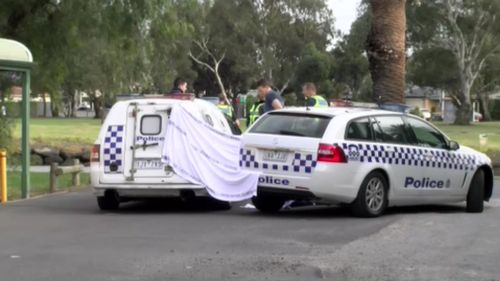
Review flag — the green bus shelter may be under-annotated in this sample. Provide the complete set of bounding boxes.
[0,38,33,198]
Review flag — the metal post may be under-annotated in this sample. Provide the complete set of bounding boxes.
[21,71,31,199]
[0,149,7,204]
[50,163,57,193]
[72,159,80,188]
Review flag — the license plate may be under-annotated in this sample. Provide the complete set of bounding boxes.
[136,159,163,170]
[262,150,288,162]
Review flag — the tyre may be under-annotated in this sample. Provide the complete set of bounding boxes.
[466,169,485,213]
[350,171,388,217]
[210,198,232,210]
[97,191,120,211]
[252,195,286,213]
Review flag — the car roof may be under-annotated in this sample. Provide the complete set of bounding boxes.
[272,107,400,118]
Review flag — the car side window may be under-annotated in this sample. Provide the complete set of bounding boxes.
[373,116,411,144]
[406,117,448,149]
[346,118,373,141]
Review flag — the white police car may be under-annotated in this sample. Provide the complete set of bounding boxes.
[240,107,494,217]
[90,95,232,210]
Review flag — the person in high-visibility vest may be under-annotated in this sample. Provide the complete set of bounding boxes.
[247,99,264,127]
[303,82,328,108]
[217,97,234,118]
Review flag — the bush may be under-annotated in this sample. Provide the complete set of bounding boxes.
[490,100,500,121]
[0,114,15,161]
[410,106,424,118]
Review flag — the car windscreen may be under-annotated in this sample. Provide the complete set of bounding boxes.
[249,112,332,138]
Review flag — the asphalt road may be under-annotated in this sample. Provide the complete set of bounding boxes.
[0,182,499,281]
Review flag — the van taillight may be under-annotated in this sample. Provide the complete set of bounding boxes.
[317,143,347,163]
[91,144,100,162]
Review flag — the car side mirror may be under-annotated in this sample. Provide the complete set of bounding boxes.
[448,140,460,151]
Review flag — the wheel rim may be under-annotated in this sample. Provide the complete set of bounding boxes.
[365,177,385,213]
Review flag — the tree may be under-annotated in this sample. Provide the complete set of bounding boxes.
[331,7,371,101]
[408,0,500,124]
[295,43,333,98]
[366,0,407,104]
[189,38,229,103]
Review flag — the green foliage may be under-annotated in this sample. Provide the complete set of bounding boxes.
[294,43,333,97]
[0,115,14,152]
[409,106,423,118]
[330,8,371,101]
[491,101,500,121]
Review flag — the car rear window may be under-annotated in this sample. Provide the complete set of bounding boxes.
[249,112,332,138]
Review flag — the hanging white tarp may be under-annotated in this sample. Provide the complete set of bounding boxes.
[162,104,259,202]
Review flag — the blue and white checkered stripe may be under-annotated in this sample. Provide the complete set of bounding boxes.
[239,149,317,174]
[292,153,317,173]
[342,142,482,171]
[103,125,124,173]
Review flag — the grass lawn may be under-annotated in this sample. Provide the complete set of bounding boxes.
[6,117,500,154]
[13,118,101,147]
[5,171,90,201]
[435,121,500,153]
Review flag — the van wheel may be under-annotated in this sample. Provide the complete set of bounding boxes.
[466,169,484,213]
[211,198,232,210]
[350,171,388,217]
[251,195,285,213]
[97,191,120,211]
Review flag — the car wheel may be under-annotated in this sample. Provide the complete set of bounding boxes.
[466,169,485,213]
[251,195,285,213]
[350,171,388,217]
[97,191,120,211]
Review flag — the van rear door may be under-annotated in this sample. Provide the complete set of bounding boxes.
[121,102,190,184]
[122,103,170,182]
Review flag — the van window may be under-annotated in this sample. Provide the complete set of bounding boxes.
[250,112,331,138]
[346,118,373,141]
[141,115,162,135]
[373,116,411,144]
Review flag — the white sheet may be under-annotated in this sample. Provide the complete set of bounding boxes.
[161,104,259,202]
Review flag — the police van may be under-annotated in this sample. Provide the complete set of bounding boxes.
[240,107,494,217]
[90,95,232,210]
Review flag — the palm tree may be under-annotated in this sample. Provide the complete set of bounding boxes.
[366,0,407,104]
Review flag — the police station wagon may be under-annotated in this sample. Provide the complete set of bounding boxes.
[240,107,494,217]
[90,96,232,210]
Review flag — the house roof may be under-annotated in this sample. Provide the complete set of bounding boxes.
[405,85,442,100]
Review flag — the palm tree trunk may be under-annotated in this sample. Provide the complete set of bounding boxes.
[366,0,406,104]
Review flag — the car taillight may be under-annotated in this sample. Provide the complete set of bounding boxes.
[91,144,100,162]
[317,143,347,163]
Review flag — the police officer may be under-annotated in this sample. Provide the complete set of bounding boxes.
[247,96,264,127]
[256,79,284,113]
[217,96,234,118]
[217,95,241,134]
[303,82,328,108]
[167,77,188,95]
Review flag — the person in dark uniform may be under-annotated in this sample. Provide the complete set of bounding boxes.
[255,79,284,113]
[167,78,188,95]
